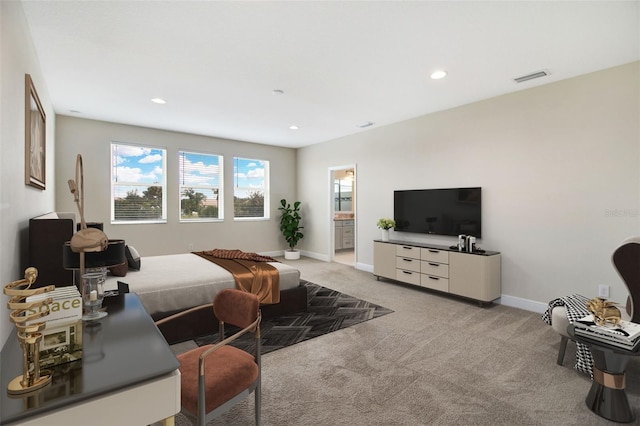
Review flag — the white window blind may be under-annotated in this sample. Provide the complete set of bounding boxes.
[179,150,223,221]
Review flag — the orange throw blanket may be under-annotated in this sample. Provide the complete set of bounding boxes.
[193,249,280,304]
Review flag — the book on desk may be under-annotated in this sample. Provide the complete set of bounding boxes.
[26,286,83,368]
[573,314,640,350]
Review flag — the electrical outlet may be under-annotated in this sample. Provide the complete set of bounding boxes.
[598,284,609,299]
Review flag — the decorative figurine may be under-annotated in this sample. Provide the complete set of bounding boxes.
[586,297,622,327]
[3,267,55,395]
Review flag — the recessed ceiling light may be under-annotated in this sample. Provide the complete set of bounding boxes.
[289,125,299,130]
[358,121,374,128]
[430,70,447,80]
[151,98,167,104]
[69,109,81,114]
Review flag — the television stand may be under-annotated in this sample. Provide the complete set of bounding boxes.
[373,240,501,305]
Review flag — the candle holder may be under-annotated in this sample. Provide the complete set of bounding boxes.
[81,270,107,321]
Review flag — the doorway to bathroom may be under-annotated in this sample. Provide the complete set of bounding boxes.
[330,165,356,267]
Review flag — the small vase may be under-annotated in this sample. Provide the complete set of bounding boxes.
[381,229,390,242]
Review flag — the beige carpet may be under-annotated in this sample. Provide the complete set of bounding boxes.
[168,257,640,426]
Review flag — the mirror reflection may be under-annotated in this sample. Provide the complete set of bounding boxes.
[334,170,353,212]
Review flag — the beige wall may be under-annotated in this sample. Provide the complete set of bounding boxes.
[55,116,297,256]
[297,62,640,311]
[1,1,57,346]
[1,4,637,347]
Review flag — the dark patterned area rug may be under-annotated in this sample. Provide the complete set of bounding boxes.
[194,280,394,354]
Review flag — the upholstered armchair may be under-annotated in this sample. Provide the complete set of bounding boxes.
[156,289,262,426]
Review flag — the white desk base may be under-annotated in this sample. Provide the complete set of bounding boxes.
[13,369,180,426]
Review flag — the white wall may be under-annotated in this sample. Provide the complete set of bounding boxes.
[1,1,57,347]
[297,62,640,312]
[55,116,297,256]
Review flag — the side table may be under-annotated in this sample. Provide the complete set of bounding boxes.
[568,324,639,423]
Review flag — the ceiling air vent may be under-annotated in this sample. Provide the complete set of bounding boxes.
[514,70,550,83]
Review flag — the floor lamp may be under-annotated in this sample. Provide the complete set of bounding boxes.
[63,154,125,320]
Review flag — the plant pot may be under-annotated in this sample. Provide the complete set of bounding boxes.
[284,250,301,260]
[381,229,390,242]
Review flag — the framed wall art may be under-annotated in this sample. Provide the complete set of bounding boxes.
[25,74,46,190]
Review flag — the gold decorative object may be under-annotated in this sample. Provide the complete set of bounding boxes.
[3,267,55,395]
[587,297,622,326]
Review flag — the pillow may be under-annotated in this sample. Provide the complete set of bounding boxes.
[126,245,141,270]
[109,262,128,277]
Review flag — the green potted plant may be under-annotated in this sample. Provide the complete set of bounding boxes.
[279,199,304,260]
[377,217,395,242]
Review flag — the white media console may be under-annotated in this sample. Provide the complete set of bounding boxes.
[373,240,501,305]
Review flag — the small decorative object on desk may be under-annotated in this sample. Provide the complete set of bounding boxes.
[377,218,395,242]
[3,267,55,395]
[26,285,83,368]
[82,271,108,321]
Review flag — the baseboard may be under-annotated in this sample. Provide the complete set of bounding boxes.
[496,294,548,313]
[356,262,373,273]
[300,250,330,262]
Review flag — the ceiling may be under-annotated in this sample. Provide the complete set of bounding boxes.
[21,1,640,149]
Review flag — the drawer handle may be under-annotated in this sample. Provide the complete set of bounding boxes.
[428,276,440,280]
[402,258,413,262]
[428,263,439,267]
[428,249,439,253]
[402,271,413,275]
[402,246,414,250]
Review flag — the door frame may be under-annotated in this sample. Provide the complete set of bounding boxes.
[328,164,356,264]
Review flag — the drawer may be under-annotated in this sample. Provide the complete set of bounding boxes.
[342,237,354,248]
[396,245,420,260]
[342,220,354,226]
[421,260,449,278]
[421,248,449,264]
[396,256,420,272]
[342,227,354,237]
[396,269,421,286]
[421,275,449,292]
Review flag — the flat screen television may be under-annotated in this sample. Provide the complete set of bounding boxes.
[394,187,482,238]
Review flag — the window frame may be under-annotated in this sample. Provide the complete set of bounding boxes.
[178,150,224,223]
[233,156,270,221]
[110,142,167,224]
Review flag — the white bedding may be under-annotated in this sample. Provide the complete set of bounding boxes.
[104,253,301,315]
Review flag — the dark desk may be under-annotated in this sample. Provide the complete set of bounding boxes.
[568,324,640,423]
[1,294,180,425]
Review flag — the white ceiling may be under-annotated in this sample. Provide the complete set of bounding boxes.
[21,1,640,149]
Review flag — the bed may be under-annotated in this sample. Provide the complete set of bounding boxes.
[104,252,307,343]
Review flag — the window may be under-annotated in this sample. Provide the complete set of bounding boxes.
[233,157,269,219]
[179,151,223,221]
[111,143,167,223]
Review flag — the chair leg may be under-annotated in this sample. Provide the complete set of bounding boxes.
[255,380,261,426]
[557,335,569,365]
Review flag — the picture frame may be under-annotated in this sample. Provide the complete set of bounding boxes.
[25,74,46,190]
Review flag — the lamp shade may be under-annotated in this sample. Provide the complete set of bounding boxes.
[62,239,126,270]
